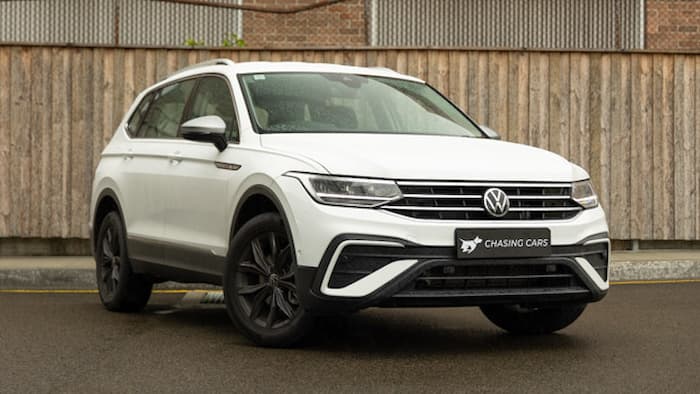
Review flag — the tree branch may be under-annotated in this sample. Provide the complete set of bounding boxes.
[152,0,348,14]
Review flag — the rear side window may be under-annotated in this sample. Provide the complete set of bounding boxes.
[137,79,196,139]
[126,92,154,137]
[183,76,239,142]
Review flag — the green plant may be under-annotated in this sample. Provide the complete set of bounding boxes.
[184,38,205,48]
[222,33,245,48]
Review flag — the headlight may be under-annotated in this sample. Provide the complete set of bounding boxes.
[572,180,598,209]
[286,172,402,207]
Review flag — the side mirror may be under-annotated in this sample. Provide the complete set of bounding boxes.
[480,125,501,140]
[181,116,228,152]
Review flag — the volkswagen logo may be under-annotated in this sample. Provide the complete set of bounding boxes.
[483,188,510,217]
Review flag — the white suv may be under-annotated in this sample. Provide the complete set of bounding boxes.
[90,59,609,347]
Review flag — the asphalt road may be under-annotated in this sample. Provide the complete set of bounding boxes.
[1,284,698,393]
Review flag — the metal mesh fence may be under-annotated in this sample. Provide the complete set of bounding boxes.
[0,0,242,46]
[369,0,644,49]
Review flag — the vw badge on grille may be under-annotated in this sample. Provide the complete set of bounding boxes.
[483,188,510,217]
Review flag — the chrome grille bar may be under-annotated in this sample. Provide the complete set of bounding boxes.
[384,180,583,220]
[397,181,572,188]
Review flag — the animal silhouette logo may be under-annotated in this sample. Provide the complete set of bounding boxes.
[459,236,483,254]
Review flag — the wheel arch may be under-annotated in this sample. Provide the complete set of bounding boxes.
[91,189,127,258]
[229,185,296,254]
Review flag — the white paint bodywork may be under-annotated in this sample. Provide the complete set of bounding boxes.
[90,61,610,299]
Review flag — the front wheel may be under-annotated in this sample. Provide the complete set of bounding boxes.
[223,213,314,347]
[480,303,586,335]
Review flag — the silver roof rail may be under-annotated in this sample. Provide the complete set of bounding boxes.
[168,58,235,78]
[370,66,397,73]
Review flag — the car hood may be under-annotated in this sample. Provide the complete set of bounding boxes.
[260,133,587,182]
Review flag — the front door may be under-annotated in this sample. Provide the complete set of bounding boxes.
[162,75,243,279]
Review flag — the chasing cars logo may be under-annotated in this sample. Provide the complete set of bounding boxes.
[459,236,483,254]
[459,235,549,254]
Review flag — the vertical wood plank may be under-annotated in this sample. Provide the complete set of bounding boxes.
[0,48,9,235]
[69,48,84,237]
[59,49,72,237]
[610,54,631,239]
[395,50,407,74]
[37,48,53,236]
[102,50,115,149]
[630,54,653,239]
[507,51,529,144]
[652,54,675,240]
[133,49,147,95]
[82,49,95,237]
[123,50,135,115]
[47,48,64,237]
[155,49,169,81]
[673,55,696,239]
[528,52,549,149]
[91,49,104,186]
[112,49,125,132]
[548,52,570,158]
[29,48,43,236]
[467,51,489,125]
[487,51,508,136]
[374,50,386,68]
[588,53,603,212]
[597,54,612,219]
[434,51,450,95]
[697,57,700,240]
[447,51,466,111]
[569,52,590,169]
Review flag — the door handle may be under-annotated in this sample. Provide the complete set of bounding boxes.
[124,149,134,161]
[168,152,182,165]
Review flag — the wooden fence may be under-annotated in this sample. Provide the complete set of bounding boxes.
[0,46,698,241]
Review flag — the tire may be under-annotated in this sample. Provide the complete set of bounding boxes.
[95,211,153,312]
[223,212,314,347]
[480,303,586,335]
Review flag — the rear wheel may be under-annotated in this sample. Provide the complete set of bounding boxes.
[223,212,314,347]
[95,212,152,312]
[480,303,586,335]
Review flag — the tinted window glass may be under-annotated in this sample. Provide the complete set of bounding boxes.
[137,79,196,139]
[239,73,482,137]
[126,92,154,137]
[183,76,238,142]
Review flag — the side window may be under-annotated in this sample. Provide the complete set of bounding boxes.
[137,79,196,139]
[183,76,239,142]
[126,92,154,137]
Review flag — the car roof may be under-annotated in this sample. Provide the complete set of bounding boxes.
[162,60,424,85]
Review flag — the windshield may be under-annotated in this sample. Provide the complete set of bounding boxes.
[239,72,484,137]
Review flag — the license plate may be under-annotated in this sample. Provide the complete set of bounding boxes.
[455,228,551,259]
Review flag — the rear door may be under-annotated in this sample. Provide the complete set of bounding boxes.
[161,75,243,278]
[125,78,197,265]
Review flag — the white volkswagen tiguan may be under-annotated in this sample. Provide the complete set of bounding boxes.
[90,59,609,347]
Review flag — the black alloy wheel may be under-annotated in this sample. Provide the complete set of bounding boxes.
[95,212,152,312]
[224,212,314,347]
[236,231,299,329]
[99,223,122,302]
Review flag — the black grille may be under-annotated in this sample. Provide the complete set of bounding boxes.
[383,181,582,220]
[328,245,396,288]
[327,242,608,290]
[408,263,585,292]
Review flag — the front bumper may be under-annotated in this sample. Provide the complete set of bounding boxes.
[297,234,609,314]
[274,176,610,313]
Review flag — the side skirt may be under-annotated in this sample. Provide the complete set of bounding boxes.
[127,236,225,285]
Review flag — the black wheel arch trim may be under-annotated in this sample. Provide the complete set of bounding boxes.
[92,188,128,259]
[229,185,296,249]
